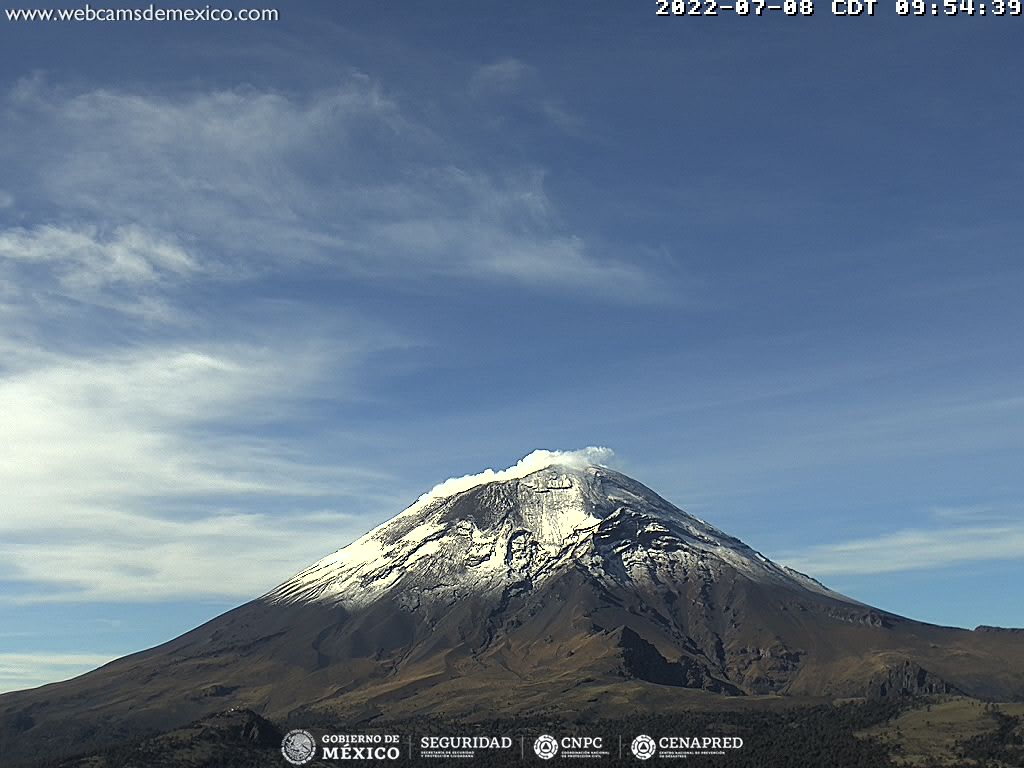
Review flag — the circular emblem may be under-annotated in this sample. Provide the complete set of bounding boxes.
[534,734,559,760]
[281,729,317,765]
[631,734,657,760]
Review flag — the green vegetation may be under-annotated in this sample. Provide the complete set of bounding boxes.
[857,697,1024,767]
[24,697,1024,768]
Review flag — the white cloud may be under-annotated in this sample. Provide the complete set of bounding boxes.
[929,504,1011,522]
[0,341,401,603]
[470,58,531,94]
[469,59,588,137]
[0,225,197,320]
[2,77,659,301]
[0,509,371,604]
[0,224,195,287]
[780,519,1024,577]
[0,653,122,694]
[0,72,666,608]
[1,345,314,500]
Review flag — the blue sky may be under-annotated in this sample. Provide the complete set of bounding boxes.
[1,3,1023,692]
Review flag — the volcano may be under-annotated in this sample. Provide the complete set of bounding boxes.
[3,450,1023,765]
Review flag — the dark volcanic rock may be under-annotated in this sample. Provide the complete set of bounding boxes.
[869,659,963,698]
[618,627,742,694]
[975,625,1024,633]
[53,709,283,768]
[728,643,804,694]
[1,460,1023,767]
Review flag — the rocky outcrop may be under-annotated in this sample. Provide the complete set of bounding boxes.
[728,643,804,694]
[869,659,962,698]
[3,459,1024,768]
[618,627,742,694]
[218,709,282,747]
[975,625,1024,634]
[824,606,892,628]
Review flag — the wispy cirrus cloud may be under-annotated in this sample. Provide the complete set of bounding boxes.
[0,508,375,605]
[1,344,345,504]
[0,69,670,610]
[780,511,1024,577]
[1,75,659,301]
[469,58,589,137]
[470,58,532,94]
[0,224,197,321]
[0,224,196,288]
[0,653,121,694]
[0,339,404,604]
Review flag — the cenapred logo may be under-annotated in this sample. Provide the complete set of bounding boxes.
[631,734,657,760]
[281,729,317,765]
[633,734,744,759]
[534,734,559,760]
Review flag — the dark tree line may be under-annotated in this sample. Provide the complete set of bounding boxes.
[22,699,915,768]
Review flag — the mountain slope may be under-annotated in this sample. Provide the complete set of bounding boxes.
[266,461,849,610]
[2,452,1023,767]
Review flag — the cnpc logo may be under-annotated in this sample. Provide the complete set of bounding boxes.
[533,734,605,760]
[533,734,559,760]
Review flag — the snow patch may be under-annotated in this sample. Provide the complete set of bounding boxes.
[410,447,614,512]
[265,451,857,610]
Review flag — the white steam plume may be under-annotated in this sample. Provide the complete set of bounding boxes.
[412,447,615,510]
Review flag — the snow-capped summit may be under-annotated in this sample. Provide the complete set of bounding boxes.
[7,448,1022,764]
[266,449,847,608]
